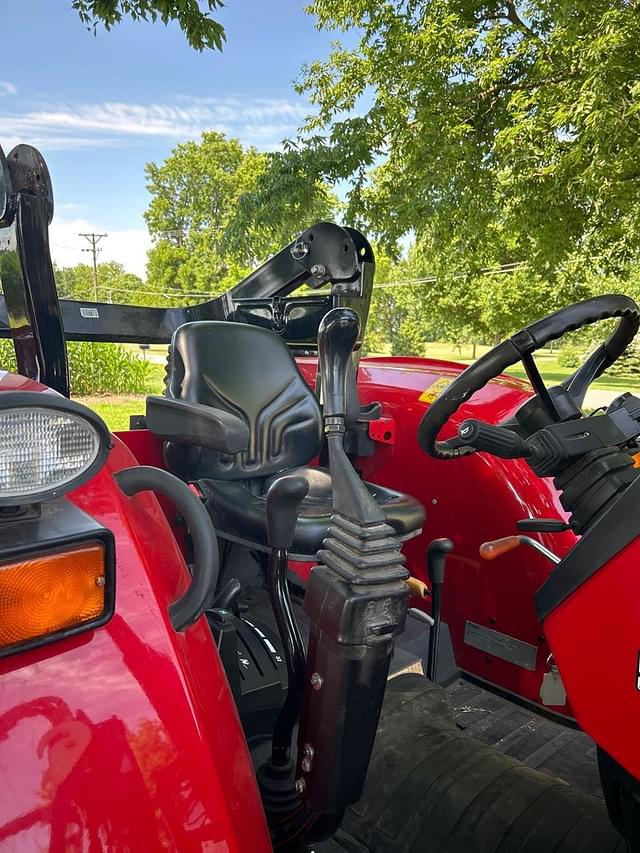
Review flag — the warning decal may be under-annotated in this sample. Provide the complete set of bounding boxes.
[419,376,451,404]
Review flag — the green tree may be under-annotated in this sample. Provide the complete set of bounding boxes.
[55,261,147,304]
[71,0,225,50]
[240,0,640,344]
[364,250,438,356]
[145,131,336,296]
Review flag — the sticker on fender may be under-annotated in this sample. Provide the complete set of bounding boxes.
[419,376,451,404]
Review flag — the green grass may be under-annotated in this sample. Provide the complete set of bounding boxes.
[74,396,147,432]
[73,360,166,432]
[424,342,639,393]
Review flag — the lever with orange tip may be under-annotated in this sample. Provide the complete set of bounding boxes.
[480,535,560,565]
[407,576,430,598]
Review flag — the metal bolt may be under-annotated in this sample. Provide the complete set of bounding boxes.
[295,777,306,795]
[301,743,315,772]
[291,241,309,260]
[310,672,323,690]
[431,498,437,505]
[310,263,326,277]
[95,576,106,587]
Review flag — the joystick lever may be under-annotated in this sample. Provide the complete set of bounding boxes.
[318,307,360,421]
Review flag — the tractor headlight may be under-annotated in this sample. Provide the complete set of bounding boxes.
[0,392,111,507]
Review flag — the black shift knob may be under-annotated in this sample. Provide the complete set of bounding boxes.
[318,307,360,418]
[266,475,309,550]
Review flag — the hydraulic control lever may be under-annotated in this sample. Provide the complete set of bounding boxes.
[318,306,360,420]
[258,475,309,815]
[296,308,409,815]
[480,535,560,565]
[426,538,453,682]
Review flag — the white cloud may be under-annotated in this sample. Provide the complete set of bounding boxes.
[0,81,16,96]
[0,95,309,151]
[49,217,151,279]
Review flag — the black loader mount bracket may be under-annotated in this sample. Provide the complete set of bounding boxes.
[0,142,375,397]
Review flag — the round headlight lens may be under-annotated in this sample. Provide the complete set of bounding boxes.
[0,406,102,503]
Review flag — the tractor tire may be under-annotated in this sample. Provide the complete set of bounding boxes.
[324,675,625,853]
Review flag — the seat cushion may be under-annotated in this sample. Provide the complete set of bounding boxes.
[198,466,425,558]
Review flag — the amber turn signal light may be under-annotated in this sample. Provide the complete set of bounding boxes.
[0,543,108,654]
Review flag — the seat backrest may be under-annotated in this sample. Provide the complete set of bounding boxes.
[165,321,323,481]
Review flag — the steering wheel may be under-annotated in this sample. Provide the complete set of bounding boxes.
[418,295,640,460]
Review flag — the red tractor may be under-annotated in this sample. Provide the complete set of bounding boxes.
[1,142,639,852]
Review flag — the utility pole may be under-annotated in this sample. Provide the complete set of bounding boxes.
[79,232,107,301]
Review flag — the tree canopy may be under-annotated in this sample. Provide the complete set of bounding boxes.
[301,1,640,274]
[55,261,147,304]
[71,0,225,50]
[144,131,335,297]
[231,0,640,348]
[68,0,640,355]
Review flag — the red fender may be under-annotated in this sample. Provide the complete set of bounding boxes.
[0,375,270,852]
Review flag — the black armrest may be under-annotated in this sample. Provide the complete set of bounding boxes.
[146,396,249,455]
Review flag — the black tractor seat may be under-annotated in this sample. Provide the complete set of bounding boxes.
[147,320,424,559]
[197,465,424,559]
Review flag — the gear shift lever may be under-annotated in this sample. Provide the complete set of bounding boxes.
[266,475,309,768]
[258,475,309,816]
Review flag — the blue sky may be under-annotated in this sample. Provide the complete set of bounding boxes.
[0,1,345,276]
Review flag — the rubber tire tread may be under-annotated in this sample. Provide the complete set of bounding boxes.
[332,675,625,853]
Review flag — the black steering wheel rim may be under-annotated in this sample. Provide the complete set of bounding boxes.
[418,294,640,460]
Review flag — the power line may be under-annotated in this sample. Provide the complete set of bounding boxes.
[63,260,528,305]
[79,232,108,301]
[372,261,528,290]
[102,285,213,298]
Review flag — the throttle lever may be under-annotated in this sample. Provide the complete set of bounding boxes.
[480,535,560,565]
[458,419,530,459]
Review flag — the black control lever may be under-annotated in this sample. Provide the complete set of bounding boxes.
[211,577,242,613]
[426,538,453,682]
[318,307,360,419]
[458,419,530,459]
[258,474,309,819]
[265,475,309,769]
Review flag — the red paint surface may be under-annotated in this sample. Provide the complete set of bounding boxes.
[0,372,49,392]
[299,356,578,713]
[544,538,640,778]
[0,377,271,852]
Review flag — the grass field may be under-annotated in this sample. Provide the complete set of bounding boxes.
[78,343,640,431]
[74,362,165,431]
[425,342,638,391]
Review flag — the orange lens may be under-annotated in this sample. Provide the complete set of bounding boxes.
[0,543,106,650]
